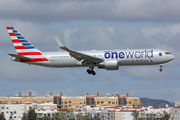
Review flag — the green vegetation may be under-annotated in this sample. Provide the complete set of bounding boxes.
[131,110,171,120]
[161,111,171,120]
[0,113,6,120]
[22,113,28,120]
[131,110,139,120]
[27,109,37,120]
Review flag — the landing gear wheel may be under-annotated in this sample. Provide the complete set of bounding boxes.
[87,69,92,74]
[92,71,96,75]
[87,64,96,75]
[159,64,163,72]
[87,69,96,75]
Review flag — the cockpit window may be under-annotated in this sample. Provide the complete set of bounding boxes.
[165,52,171,54]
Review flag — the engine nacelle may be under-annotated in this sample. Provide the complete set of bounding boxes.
[98,60,119,70]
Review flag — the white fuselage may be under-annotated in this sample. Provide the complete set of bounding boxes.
[7,27,175,75]
[28,49,174,69]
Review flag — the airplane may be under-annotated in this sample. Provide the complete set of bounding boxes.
[6,27,174,75]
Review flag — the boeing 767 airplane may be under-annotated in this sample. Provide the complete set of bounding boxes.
[7,27,174,75]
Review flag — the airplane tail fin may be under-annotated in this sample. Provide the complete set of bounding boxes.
[6,26,42,55]
[6,27,48,62]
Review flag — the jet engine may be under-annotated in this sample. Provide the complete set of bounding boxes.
[98,60,119,70]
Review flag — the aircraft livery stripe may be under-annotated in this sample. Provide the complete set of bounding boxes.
[12,39,21,43]
[7,30,13,33]
[9,33,16,36]
[14,46,25,49]
[16,49,41,52]
[6,27,11,30]
[10,36,18,39]
[21,55,45,58]
[13,43,23,46]
[17,52,42,56]
[20,58,49,62]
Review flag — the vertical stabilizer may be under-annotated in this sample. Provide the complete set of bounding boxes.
[6,27,48,62]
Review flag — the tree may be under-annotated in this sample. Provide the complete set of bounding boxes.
[27,109,37,120]
[146,113,158,120]
[43,113,51,120]
[131,110,139,120]
[82,115,90,120]
[76,113,85,120]
[67,112,76,120]
[161,111,171,120]
[55,112,61,120]
[22,113,28,120]
[9,113,13,120]
[93,115,100,120]
[0,113,6,120]
[60,111,67,120]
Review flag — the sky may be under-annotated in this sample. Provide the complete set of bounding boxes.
[0,0,180,102]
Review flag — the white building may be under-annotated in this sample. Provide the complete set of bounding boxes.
[175,101,180,107]
[36,109,57,118]
[170,107,180,120]
[0,102,57,120]
[0,104,31,120]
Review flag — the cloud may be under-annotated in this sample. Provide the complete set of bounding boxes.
[57,25,148,50]
[0,55,64,81]
[0,19,59,51]
[1,19,179,81]
[141,23,180,65]
[0,0,180,22]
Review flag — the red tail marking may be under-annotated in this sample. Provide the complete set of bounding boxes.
[20,58,49,62]
[12,40,20,43]
[17,52,42,56]
[9,33,16,36]
[6,27,11,30]
[14,46,25,49]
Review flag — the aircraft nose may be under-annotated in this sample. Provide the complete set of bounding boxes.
[169,55,175,61]
[172,55,175,60]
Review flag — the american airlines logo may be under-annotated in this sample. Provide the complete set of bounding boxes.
[104,50,153,59]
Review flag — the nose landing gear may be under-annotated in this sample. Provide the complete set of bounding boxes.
[159,65,163,72]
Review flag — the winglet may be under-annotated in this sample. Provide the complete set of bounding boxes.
[54,36,69,51]
[54,36,65,48]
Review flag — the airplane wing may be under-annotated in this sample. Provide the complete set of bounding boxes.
[8,53,33,60]
[54,36,103,64]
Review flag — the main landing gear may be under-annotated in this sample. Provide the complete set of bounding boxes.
[87,66,96,75]
[159,64,163,72]
[87,69,96,75]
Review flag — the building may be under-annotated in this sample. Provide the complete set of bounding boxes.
[0,103,33,120]
[170,107,180,120]
[72,105,172,120]
[0,102,57,120]
[0,91,53,104]
[54,92,141,110]
[175,101,180,107]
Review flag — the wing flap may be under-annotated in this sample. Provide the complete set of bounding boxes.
[8,53,33,60]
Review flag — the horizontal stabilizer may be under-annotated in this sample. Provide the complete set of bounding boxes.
[8,53,33,60]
